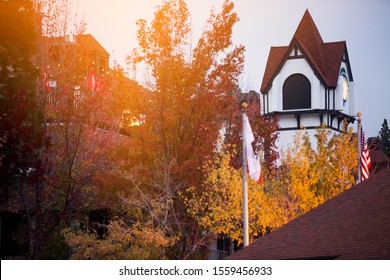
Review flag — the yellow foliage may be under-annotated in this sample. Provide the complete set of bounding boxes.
[183,145,282,245]
[63,220,176,260]
[274,125,357,222]
[183,125,358,246]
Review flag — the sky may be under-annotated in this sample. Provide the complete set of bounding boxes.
[72,0,390,137]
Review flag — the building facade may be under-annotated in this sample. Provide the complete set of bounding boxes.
[260,10,356,153]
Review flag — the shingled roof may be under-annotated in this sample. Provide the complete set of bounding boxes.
[77,34,109,57]
[260,10,351,93]
[227,168,390,260]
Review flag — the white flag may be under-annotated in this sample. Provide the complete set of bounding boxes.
[243,114,262,183]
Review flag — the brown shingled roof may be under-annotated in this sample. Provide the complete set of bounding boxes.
[227,168,390,260]
[77,34,109,57]
[260,46,288,93]
[260,10,351,93]
[370,150,390,165]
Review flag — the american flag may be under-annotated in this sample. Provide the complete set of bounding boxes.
[360,126,372,181]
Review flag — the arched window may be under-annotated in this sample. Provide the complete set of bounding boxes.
[283,74,311,110]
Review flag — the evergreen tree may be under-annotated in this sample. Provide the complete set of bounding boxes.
[379,119,390,157]
[0,0,43,201]
[0,0,51,259]
[0,0,38,91]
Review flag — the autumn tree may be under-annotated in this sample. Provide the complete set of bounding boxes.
[184,125,358,246]
[72,0,247,260]
[0,0,124,259]
[32,0,126,259]
[64,219,177,260]
[272,125,358,222]
[183,144,282,246]
[129,0,247,259]
[223,92,279,178]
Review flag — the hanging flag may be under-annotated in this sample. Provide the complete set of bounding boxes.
[87,67,96,91]
[360,126,372,181]
[243,114,263,183]
[98,74,107,92]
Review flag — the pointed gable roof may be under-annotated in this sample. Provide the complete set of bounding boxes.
[77,34,110,57]
[260,10,351,93]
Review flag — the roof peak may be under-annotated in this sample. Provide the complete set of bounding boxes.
[260,9,350,92]
[293,9,323,45]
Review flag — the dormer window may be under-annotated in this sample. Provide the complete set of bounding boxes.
[283,73,311,110]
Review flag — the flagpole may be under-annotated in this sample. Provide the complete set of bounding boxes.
[242,102,249,247]
[357,112,362,183]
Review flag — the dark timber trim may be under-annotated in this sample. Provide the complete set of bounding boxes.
[265,109,355,132]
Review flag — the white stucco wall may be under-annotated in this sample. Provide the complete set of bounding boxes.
[266,57,325,114]
[300,114,323,127]
[275,128,342,165]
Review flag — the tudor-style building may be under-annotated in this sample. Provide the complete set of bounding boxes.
[260,10,356,151]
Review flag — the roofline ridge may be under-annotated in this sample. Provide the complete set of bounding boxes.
[292,9,324,44]
[294,38,329,85]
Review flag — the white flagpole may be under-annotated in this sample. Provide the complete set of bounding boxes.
[357,112,362,183]
[242,102,249,247]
